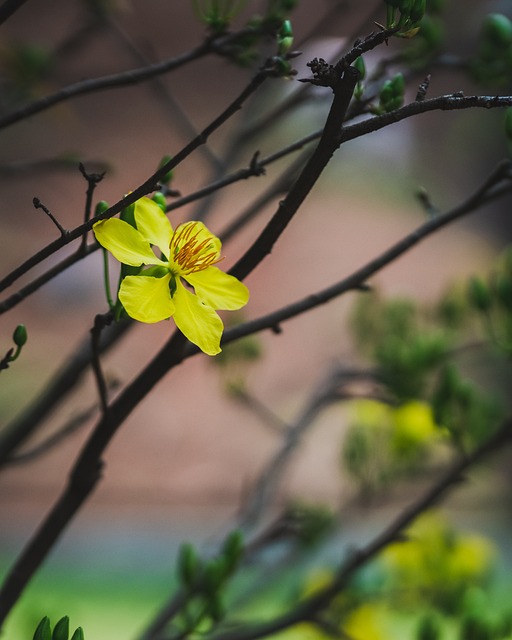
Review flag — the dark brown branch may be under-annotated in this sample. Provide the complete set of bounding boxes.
[0,28,258,131]
[0,0,29,24]
[0,159,508,626]
[231,64,360,280]
[0,319,130,466]
[0,66,269,295]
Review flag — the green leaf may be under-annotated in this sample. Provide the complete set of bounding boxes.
[52,617,69,640]
[70,628,85,640]
[33,617,51,640]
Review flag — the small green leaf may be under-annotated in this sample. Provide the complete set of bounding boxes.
[70,628,85,640]
[52,616,69,640]
[33,617,51,640]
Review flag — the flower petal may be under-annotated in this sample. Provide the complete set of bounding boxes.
[119,274,175,323]
[184,266,249,310]
[94,218,166,267]
[173,280,223,355]
[134,197,173,258]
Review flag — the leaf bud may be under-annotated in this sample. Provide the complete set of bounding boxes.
[278,19,294,55]
[12,324,27,348]
[222,529,244,572]
[70,628,85,640]
[467,276,492,312]
[151,191,167,213]
[482,13,512,48]
[94,200,109,218]
[157,155,174,186]
[177,542,200,589]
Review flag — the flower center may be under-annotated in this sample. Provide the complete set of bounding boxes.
[170,222,221,275]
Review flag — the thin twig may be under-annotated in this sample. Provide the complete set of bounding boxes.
[32,198,67,237]
[0,64,271,296]
[0,158,507,626]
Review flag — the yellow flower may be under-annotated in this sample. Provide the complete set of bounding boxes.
[93,197,249,356]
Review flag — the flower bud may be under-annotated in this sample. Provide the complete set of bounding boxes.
[12,324,27,348]
[151,191,167,213]
[70,628,85,640]
[278,19,294,55]
[483,13,512,48]
[94,200,109,218]
[157,155,174,185]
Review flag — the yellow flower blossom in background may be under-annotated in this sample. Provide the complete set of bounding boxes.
[93,197,249,356]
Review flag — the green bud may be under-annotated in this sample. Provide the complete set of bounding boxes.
[203,557,228,593]
[468,276,492,312]
[417,613,441,640]
[177,542,200,588]
[12,324,27,347]
[52,617,69,640]
[33,617,51,640]
[409,0,426,23]
[272,56,293,77]
[222,529,244,572]
[158,155,174,185]
[206,593,226,622]
[70,628,84,640]
[495,274,512,310]
[151,191,167,213]
[482,14,512,48]
[353,56,366,81]
[94,200,109,218]
[278,20,294,55]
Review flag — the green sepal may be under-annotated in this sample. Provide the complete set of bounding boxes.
[33,617,51,640]
[52,616,69,640]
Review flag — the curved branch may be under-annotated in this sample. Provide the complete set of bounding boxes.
[0,159,508,626]
[0,27,261,131]
[0,67,269,295]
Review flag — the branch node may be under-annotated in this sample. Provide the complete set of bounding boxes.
[32,197,68,236]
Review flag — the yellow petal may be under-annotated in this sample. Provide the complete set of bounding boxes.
[134,197,173,258]
[119,274,175,323]
[173,280,223,355]
[184,266,249,310]
[93,218,166,267]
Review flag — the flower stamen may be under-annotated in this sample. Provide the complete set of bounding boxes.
[171,222,223,274]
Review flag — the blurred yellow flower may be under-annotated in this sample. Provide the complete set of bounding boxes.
[93,197,249,356]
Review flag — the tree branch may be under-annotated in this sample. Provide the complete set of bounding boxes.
[208,416,512,640]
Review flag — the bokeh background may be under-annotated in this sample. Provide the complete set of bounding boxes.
[0,1,511,638]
